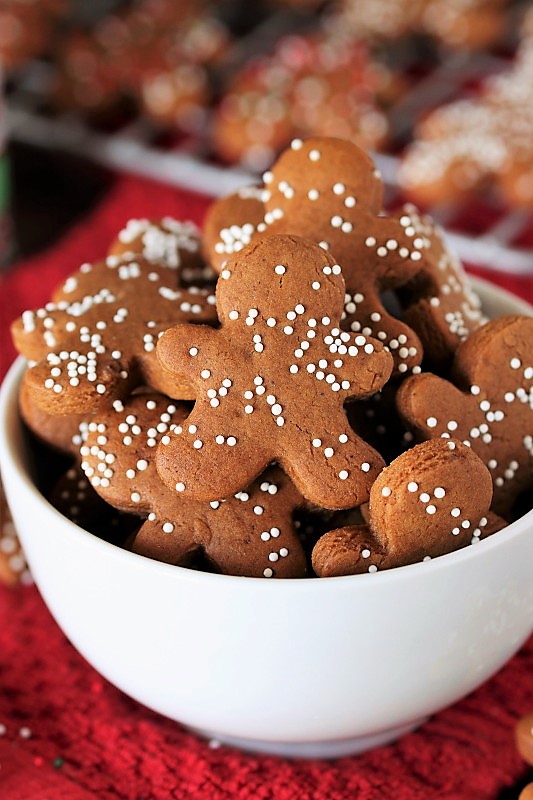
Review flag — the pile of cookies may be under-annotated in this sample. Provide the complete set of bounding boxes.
[212,32,394,171]
[10,137,533,581]
[55,0,230,126]
[399,8,533,209]
[335,0,509,51]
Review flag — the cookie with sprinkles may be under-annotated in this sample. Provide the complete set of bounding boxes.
[203,186,267,273]
[12,256,218,414]
[156,235,393,509]
[108,217,215,287]
[312,439,506,577]
[397,316,533,517]
[0,482,31,587]
[263,137,483,374]
[79,393,307,578]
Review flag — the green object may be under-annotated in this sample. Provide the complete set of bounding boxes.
[0,154,8,214]
[53,757,64,769]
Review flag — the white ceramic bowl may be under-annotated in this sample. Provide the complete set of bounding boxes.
[1,278,532,759]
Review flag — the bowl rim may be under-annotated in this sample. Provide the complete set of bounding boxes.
[1,276,532,590]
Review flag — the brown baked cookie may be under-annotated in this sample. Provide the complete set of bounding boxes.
[312,439,506,577]
[263,139,482,374]
[12,256,218,414]
[202,186,267,273]
[516,714,533,766]
[516,714,533,800]
[397,316,533,517]
[108,217,215,287]
[0,481,30,587]
[79,393,307,578]
[156,235,393,509]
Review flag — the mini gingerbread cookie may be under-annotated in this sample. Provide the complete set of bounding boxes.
[0,481,31,587]
[12,255,217,414]
[263,138,482,373]
[202,186,267,273]
[397,316,533,517]
[108,217,215,286]
[156,235,393,509]
[516,714,533,800]
[516,714,533,767]
[78,393,307,578]
[312,439,506,577]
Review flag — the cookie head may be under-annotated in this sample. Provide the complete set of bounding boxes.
[216,234,346,328]
[264,136,384,215]
[369,438,494,564]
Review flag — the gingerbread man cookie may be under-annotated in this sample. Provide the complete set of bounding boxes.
[312,439,506,577]
[79,394,307,578]
[156,235,393,509]
[108,217,215,287]
[12,255,217,414]
[397,316,533,517]
[516,714,533,800]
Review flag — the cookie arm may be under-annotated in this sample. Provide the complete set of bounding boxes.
[312,526,385,577]
[130,516,199,566]
[156,323,221,389]
[331,335,393,401]
[396,373,462,438]
[343,286,423,376]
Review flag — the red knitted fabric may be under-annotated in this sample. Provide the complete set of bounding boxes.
[0,175,532,800]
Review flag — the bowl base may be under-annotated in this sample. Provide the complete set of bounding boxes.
[189,717,428,759]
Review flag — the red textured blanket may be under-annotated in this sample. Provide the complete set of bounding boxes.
[0,175,532,800]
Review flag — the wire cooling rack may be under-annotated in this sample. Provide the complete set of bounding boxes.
[5,40,533,276]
